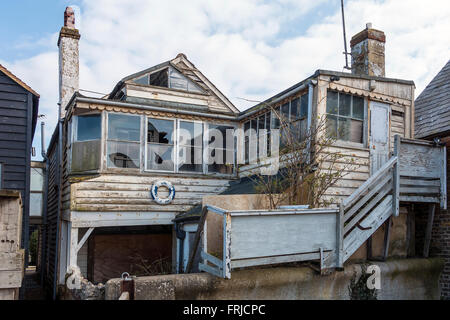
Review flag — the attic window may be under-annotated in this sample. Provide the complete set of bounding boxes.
[132,66,203,93]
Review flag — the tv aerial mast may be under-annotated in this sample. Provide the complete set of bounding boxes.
[341,0,351,70]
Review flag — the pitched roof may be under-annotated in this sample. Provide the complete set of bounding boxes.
[415,59,450,138]
[109,53,239,114]
[0,63,40,97]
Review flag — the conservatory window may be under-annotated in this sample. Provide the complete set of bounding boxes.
[207,124,235,174]
[178,121,203,173]
[71,114,102,172]
[107,113,141,169]
[147,118,175,171]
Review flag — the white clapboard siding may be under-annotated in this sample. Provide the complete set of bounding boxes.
[71,174,232,212]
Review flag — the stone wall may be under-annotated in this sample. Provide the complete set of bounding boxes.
[105,258,443,300]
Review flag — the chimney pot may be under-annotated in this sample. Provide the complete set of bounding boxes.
[64,7,76,29]
[366,22,372,29]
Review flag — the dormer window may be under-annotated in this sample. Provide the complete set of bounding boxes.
[132,66,204,94]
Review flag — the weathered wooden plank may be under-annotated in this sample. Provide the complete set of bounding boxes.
[343,157,396,209]
[185,206,208,273]
[400,178,440,187]
[71,203,194,212]
[198,262,223,278]
[399,186,440,194]
[344,181,392,234]
[383,217,392,260]
[69,211,176,228]
[399,195,439,203]
[231,251,326,269]
[201,251,223,269]
[343,195,393,261]
[230,213,336,260]
[223,213,231,279]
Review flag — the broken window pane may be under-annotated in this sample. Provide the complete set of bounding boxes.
[150,68,168,87]
[148,118,174,144]
[107,141,140,169]
[281,103,290,123]
[147,144,174,171]
[76,114,101,141]
[147,118,175,171]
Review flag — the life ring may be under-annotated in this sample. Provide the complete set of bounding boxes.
[151,180,175,205]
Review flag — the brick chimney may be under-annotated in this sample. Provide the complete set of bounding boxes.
[58,7,80,118]
[350,23,385,77]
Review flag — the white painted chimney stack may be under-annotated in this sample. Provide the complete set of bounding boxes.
[58,7,80,118]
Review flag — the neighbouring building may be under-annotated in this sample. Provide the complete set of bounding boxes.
[414,59,450,299]
[41,8,447,300]
[0,64,40,299]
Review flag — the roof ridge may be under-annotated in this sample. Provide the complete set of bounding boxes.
[0,63,40,97]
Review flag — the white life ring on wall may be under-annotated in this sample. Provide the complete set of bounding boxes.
[151,180,176,205]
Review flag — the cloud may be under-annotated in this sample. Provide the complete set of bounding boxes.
[1,0,449,160]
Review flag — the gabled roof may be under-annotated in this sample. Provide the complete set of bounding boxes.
[0,63,40,98]
[415,59,450,139]
[109,53,239,114]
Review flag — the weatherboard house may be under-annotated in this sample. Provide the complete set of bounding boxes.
[42,9,446,299]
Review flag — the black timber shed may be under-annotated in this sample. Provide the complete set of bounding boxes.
[0,64,40,264]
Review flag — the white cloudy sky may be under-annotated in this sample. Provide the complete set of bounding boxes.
[1,0,449,160]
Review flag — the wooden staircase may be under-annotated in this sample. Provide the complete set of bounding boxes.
[336,156,399,266]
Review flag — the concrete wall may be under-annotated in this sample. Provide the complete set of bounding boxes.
[105,258,443,300]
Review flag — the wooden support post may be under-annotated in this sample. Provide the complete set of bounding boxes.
[382,216,392,261]
[185,206,208,273]
[336,202,344,268]
[223,212,232,279]
[423,204,436,258]
[393,135,400,216]
[76,227,94,253]
[69,227,78,268]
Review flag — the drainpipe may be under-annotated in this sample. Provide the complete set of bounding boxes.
[174,222,186,273]
[40,121,49,287]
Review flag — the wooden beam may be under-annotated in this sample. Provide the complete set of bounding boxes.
[185,206,208,273]
[423,204,436,258]
[76,227,94,253]
[383,216,392,260]
[367,236,373,260]
[393,135,400,216]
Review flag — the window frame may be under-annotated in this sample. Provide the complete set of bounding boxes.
[177,119,205,174]
[144,115,177,174]
[205,122,237,176]
[105,112,143,170]
[325,90,368,148]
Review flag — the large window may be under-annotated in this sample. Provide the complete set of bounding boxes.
[71,114,102,172]
[243,91,309,164]
[147,118,175,171]
[107,113,141,168]
[178,121,203,173]
[207,124,235,174]
[326,90,365,144]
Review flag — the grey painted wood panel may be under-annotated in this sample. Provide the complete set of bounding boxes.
[229,213,337,260]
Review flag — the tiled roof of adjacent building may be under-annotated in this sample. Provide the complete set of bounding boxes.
[415,59,450,139]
